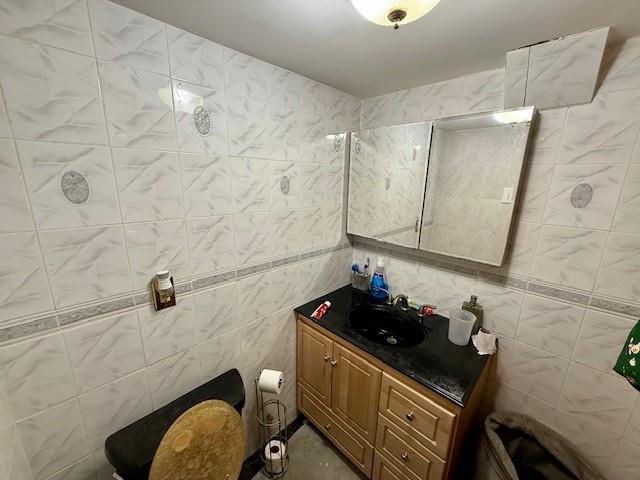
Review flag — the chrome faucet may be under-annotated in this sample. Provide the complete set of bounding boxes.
[393,294,410,311]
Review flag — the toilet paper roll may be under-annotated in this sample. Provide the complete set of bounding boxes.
[258,369,284,394]
[264,440,287,474]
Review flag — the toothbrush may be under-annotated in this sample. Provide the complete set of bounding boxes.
[364,257,370,274]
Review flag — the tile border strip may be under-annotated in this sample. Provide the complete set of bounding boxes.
[0,243,351,345]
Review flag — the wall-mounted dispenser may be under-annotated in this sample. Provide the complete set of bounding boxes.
[152,270,175,311]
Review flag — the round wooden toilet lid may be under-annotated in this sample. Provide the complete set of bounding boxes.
[149,400,246,480]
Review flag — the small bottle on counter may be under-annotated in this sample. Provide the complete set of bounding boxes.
[462,295,483,334]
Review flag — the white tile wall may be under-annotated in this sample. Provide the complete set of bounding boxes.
[355,35,640,479]
[0,1,359,479]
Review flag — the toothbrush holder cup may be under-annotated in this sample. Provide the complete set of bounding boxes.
[351,271,371,291]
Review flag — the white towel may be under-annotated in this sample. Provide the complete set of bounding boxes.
[472,330,497,355]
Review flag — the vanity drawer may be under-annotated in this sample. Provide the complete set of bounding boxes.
[372,452,410,480]
[375,415,446,480]
[298,386,373,476]
[379,373,456,459]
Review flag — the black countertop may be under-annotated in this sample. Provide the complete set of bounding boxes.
[294,285,490,407]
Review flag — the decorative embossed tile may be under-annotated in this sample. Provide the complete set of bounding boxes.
[18,141,120,229]
[89,0,168,75]
[0,35,106,143]
[40,226,132,307]
[544,164,626,230]
[172,80,227,155]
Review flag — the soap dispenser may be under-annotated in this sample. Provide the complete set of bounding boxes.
[462,295,483,334]
[370,258,389,303]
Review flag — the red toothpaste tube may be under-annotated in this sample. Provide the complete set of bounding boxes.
[311,301,331,319]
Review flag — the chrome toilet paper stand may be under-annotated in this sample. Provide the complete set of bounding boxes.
[255,376,289,478]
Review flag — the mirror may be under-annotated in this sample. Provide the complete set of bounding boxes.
[419,107,535,265]
[347,121,432,248]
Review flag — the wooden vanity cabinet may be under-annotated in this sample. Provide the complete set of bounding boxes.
[296,314,490,480]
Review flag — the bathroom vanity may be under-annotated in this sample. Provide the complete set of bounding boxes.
[294,287,491,480]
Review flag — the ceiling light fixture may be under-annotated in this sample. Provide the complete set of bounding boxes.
[350,0,441,30]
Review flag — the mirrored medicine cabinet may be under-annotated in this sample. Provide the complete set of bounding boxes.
[346,106,536,266]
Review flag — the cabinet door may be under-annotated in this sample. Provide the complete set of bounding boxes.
[331,342,382,443]
[297,321,333,407]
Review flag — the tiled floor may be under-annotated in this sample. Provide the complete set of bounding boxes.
[252,422,366,480]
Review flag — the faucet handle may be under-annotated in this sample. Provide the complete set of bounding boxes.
[393,294,410,311]
[417,304,437,317]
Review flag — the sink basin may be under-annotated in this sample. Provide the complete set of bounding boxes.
[348,304,425,347]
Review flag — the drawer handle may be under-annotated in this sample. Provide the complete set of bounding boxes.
[331,360,337,367]
[401,453,409,462]
[325,424,331,430]
[405,411,415,421]
[323,355,330,362]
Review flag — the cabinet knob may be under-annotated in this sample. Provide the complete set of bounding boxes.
[325,424,331,430]
[330,360,337,366]
[405,411,415,421]
[323,355,330,362]
[401,453,409,462]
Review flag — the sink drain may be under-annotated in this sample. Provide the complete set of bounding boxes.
[386,336,398,345]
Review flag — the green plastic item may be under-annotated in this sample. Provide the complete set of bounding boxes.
[613,319,640,392]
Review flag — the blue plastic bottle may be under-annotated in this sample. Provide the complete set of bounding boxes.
[370,258,389,303]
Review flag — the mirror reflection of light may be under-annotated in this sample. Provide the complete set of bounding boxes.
[492,109,532,124]
[157,86,204,112]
